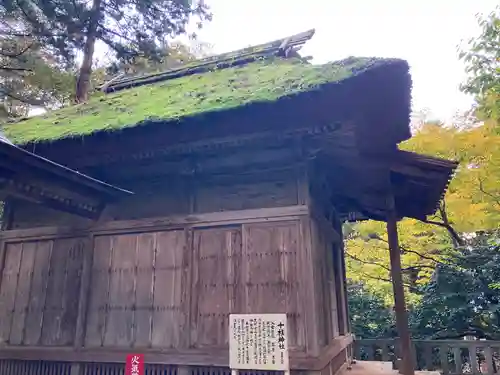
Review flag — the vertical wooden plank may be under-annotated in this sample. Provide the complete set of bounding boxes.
[335,243,348,336]
[0,198,14,231]
[354,341,361,360]
[59,238,85,345]
[310,220,327,347]
[483,345,494,375]
[387,213,415,375]
[381,340,390,362]
[84,235,112,347]
[453,347,462,374]
[9,241,36,345]
[74,236,94,348]
[423,343,433,371]
[103,234,137,347]
[470,345,479,375]
[133,232,156,347]
[24,240,53,345]
[0,243,23,344]
[325,230,339,339]
[191,227,242,347]
[299,217,319,355]
[0,238,7,292]
[242,221,303,350]
[41,238,70,345]
[151,229,187,349]
[440,345,449,375]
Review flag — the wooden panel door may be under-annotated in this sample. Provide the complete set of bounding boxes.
[241,221,304,349]
[190,227,242,348]
[0,238,85,346]
[150,229,189,349]
[85,229,189,348]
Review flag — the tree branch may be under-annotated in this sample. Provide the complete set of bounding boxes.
[1,89,46,106]
[0,42,34,58]
[422,218,463,247]
[369,235,446,266]
[0,66,32,72]
[478,177,500,208]
[346,250,435,272]
[354,270,421,294]
[422,201,464,247]
[346,251,392,272]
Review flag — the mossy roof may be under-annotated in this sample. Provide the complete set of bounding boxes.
[2,57,400,145]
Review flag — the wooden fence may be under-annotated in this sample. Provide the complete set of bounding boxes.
[354,339,500,375]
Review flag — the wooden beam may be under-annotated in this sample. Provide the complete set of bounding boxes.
[2,179,102,219]
[386,204,415,375]
[0,205,310,242]
[0,335,352,370]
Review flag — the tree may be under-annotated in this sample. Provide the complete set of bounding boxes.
[1,0,212,102]
[346,120,500,302]
[103,40,212,77]
[0,14,75,118]
[347,281,395,339]
[459,6,500,120]
[411,239,500,340]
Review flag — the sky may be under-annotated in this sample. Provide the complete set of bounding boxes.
[193,0,498,122]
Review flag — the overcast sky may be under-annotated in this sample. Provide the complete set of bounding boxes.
[194,0,497,122]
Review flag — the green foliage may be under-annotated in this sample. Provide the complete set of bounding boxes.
[0,26,76,118]
[347,282,395,339]
[411,240,500,340]
[0,0,211,100]
[2,57,378,144]
[346,119,500,303]
[105,41,213,77]
[346,4,500,338]
[459,7,500,120]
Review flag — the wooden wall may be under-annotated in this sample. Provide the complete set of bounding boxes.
[82,222,305,350]
[0,207,328,350]
[0,156,350,371]
[0,237,86,346]
[7,169,300,230]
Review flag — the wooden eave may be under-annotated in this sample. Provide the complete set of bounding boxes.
[0,139,132,219]
[329,150,458,222]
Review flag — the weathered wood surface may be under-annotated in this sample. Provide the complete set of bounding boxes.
[9,164,302,230]
[0,238,85,346]
[191,227,241,348]
[0,203,345,369]
[80,219,306,350]
[355,339,500,375]
[1,205,308,241]
[0,335,353,370]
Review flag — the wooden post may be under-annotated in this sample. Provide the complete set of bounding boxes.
[386,208,415,375]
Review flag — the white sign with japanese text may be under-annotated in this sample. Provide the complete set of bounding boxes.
[229,313,289,371]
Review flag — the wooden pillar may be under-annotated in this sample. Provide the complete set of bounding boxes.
[386,209,415,375]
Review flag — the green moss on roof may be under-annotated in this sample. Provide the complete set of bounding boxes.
[2,57,382,145]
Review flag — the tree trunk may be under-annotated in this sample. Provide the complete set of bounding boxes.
[75,0,102,103]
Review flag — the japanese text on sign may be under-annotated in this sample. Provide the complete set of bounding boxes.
[229,314,289,371]
[126,354,144,375]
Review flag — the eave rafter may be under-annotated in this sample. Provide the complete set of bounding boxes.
[0,134,132,219]
[1,178,103,219]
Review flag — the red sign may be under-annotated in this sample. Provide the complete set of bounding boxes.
[126,354,144,375]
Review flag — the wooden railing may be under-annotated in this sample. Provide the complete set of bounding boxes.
[354,339,500,375]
